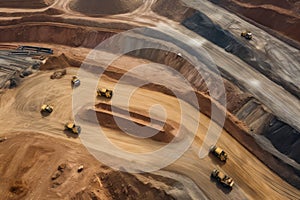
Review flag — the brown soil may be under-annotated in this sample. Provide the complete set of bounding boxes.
[41,53,71,70]
[0,0,54,8]
[0,133,183,199]
[0,0,299,198]
[0,23,117,49]
[69,0,144,16]
[94,102,180,143]
[0,52,299,198]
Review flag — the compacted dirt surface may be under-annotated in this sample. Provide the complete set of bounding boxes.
[0,0,300,200]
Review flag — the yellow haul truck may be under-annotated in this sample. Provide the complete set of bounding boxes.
[210,145,228,162]
[65,122,81,134]
[97,88,113,99]
[211,169,234,188]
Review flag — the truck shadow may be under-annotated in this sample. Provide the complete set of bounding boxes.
[40,111,51,117]
[210,176,233,194]
[63,130,79,139]
[96,96,112,103]
[208,153,226,166]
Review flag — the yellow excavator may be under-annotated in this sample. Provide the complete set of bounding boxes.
[71,76,80,87]
[210,145,228,162]
[211,169,234,188]
[97,88,113,98]
[41,104,53,113]
[241,31,252,40]
[65,122,81,134]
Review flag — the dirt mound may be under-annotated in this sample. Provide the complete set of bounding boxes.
[151,0,195,22]
[0,0,54,8]
[69,0,143,16]
[41,53,71,70]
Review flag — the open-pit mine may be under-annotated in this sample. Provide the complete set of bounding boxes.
[0,0,299,199]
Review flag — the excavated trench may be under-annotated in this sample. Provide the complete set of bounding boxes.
[75,103,181,144]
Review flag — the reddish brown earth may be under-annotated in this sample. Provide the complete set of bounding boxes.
[0,0,54,8]
[0,133,178,200]
[0,0,299,199]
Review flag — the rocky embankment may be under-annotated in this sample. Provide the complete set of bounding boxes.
[151,0,300,188]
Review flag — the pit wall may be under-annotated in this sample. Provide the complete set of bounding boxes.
[208,0,300,48]
[150,0,300,188]
[182,11,300,99]
[0,23,116,49]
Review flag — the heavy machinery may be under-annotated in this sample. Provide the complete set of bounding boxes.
[0,137,7,143]
[241,31,252,40]
[210,145,228,162]
[211,169,234,188]
[71,76,80,87]
[97,88,113,98]
[65,122,81,134]
[18,46,53,54]
[41,104,53,113]
[50,69,66,79]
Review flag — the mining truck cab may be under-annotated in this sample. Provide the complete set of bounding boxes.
[41,104,53,113]
[210,145,228,162]
[97,88,113,98]
[72,76,80,87]
[65,122,81,134]
[241,31,252,40]
[211,169,234,188]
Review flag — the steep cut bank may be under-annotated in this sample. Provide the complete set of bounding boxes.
[0,23,117,48]
[152,0,300,99]
[209,0,300,45]
[0,0,54,8]
[182,11,300,99]
[69,0,143,16]
[125,48,300,189]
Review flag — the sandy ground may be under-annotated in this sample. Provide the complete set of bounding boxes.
[0,0,299,199]
[0,57,299,199]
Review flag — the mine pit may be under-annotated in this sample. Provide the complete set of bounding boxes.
[0,0,300,199]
